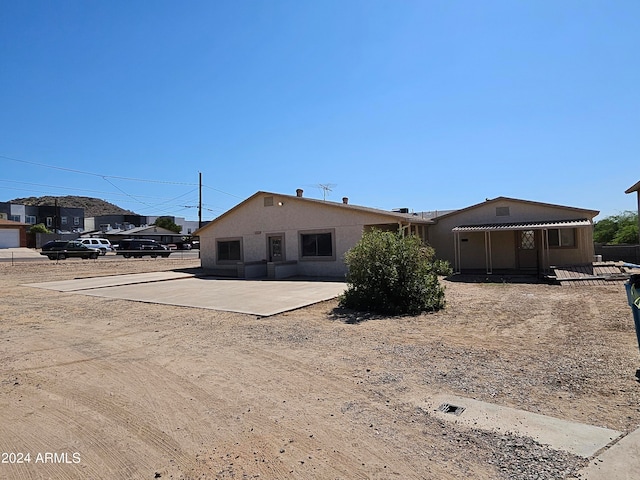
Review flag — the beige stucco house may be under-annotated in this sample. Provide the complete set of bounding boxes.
[195,191,599,279]
[194,189,432,278]
[427,197,599,274]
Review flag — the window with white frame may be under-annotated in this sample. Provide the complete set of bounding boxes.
[26,215,36,224]
[74,217,80,226]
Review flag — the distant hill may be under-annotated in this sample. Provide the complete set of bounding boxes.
[9,196,137,218]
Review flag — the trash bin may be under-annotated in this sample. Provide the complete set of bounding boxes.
[624,274,640,355]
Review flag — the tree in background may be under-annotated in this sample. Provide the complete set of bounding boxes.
[28,223,51,234]
[593,211,639,244]
[153,216,182,233]
[339,230,451,315]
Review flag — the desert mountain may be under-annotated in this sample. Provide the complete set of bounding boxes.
[9,196,136,218]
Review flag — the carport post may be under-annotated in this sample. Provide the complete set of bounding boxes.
[454,232,461,274]
[484,231,493,275]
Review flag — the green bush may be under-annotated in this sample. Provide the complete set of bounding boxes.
[594,211,639,244]
[339,230,449,315]
[29,223,51,234]
[153,216,182,233]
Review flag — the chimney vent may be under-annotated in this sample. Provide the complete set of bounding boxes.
[296,188,303,197]
[342,197,349,204]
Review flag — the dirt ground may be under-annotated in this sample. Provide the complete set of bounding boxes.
[1,259,639,480]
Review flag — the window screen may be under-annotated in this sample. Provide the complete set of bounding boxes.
[218,240,241,261]
[301,233,333,257]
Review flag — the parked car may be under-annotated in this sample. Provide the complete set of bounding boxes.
[115,239,171,258]
[41,240,100,260]
[167,242,192,250]
[78,238,114,255]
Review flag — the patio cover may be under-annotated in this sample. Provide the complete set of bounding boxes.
[452,219,592,233]
[452,219,593,274]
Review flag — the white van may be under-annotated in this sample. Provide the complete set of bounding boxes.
[78,238,113,255]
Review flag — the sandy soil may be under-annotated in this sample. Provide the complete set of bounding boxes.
[0,259,639,480]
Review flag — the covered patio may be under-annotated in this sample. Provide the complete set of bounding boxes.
[452,219,594,275]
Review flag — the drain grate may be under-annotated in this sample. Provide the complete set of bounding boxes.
[438,403,465,416]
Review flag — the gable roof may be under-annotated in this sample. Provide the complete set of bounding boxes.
[194,191,433,236]
[432,196,599,221]
[625,181,640,194]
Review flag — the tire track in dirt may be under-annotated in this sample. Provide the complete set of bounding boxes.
[0,385,88,480]
[22,370,201,478]
[173,344,444,479]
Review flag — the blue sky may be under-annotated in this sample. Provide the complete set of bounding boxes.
[1,1,638,221]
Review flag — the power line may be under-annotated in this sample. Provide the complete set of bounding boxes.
[0,154,198,185]
[2,153,244,199]
[0,154,245,217]
[0,179,190,201]
[202,184,244,199]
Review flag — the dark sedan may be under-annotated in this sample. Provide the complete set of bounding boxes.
[115,238,171,258]
[41,240,100,260]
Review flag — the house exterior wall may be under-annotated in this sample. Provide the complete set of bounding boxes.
[456,231,516,270]
[199,193,418,278]
[10,204,26,222]
[0,221,28,248]
[429,199,596,270]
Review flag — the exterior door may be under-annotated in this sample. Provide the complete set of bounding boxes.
[268,236,284,262]
[517,230,538,271]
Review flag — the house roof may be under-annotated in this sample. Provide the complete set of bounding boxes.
[194,191,433,236]
[109,225,178,236]
[433,196,599,221]
[0,218,28,227]
[625,181,640,194]
[452,218,593,233]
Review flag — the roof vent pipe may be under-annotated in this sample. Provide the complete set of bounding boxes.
[296,189,303,197]
[342,197,349,204]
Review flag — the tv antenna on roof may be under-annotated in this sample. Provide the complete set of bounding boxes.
[316,183,337,201]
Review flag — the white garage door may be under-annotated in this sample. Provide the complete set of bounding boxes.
[0,229,20,248]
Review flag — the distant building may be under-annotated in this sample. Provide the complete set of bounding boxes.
[0,202,84,232]
[85,215,200,235]
[84,214,149,233]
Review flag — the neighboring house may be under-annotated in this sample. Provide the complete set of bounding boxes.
[86,215,200,236]
[36,205,85,232]
[0,202,84,231]
[0,202,26,223]
[107,225,183,246]
[0,219,29,248]
[84,214,149,232]
[427,197,599,274]
[146,216,201,235]
[194,189,433,278]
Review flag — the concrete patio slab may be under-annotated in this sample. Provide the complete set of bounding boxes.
[577,426,640,479]
[25,271,195,291]
[26,274,346,316]
[421,393,622,458]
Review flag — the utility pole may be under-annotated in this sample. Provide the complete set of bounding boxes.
[198,171,202,229]
[54,198,59,236]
